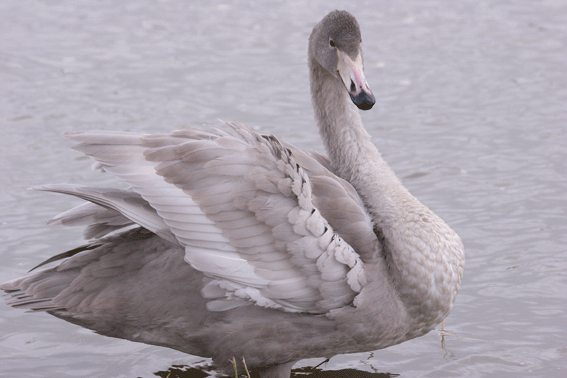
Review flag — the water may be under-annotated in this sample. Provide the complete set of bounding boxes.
[1,0,566,377]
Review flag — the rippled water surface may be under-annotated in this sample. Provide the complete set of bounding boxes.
[1,1,566,377]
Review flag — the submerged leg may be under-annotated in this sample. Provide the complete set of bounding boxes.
[256,361,297,378]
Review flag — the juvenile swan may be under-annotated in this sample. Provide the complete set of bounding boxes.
[2,10,464,378]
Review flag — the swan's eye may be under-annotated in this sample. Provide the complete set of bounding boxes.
[329,39,336,47]
[350,80,356,92]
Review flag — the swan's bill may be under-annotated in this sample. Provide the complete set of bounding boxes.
[336,51,375,110]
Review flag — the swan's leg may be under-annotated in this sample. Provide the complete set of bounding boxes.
[256,361,297,378]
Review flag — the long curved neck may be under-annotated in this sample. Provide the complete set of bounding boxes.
[309,56,406,222]
[309,56,464,327]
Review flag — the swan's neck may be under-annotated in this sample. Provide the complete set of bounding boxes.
[309,58,464,326]
[309,57,401,217]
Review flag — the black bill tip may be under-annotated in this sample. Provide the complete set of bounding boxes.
[349,90,375,110]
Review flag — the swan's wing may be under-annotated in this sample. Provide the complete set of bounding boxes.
[47,201,135,240]
[282,143,379,262]
[64,123,376,314]
[32,185,178,245]
[42,186,146,240]
[308,150,334,172]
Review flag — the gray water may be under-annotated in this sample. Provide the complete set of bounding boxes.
[1,0,566,377]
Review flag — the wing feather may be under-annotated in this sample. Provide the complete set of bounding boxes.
[61,123,378,314]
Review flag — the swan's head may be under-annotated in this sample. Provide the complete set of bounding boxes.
[309,10,375,110]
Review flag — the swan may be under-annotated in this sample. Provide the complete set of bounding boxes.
[2,10,464,378]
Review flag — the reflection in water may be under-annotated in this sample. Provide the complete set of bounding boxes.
[154,364,211,378]
[154,364,398,378]
[290,367,398,378]
[440,333,456,361]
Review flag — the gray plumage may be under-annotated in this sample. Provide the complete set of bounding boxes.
[2,10,464,378]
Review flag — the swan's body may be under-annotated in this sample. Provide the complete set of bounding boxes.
[2,11,464,378]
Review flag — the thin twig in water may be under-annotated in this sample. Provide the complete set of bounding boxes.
[230,357,251,378]
[242,357,251,378]
[313,358,330,369]
[231,357,238,377]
